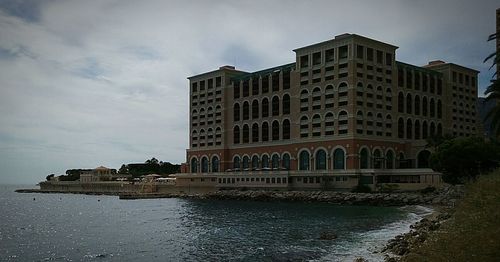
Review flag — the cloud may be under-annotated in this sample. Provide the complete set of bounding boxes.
[0,0,497,184]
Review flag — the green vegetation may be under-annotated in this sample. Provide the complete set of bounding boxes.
[484,31,499,136]
[120,157,180,178]
[351,184,372,193]
[403,170,500,261]
[429,137,500,184]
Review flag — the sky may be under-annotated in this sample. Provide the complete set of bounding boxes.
[0,0,498,184]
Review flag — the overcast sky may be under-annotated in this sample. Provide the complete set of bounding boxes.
[0,0,498,184]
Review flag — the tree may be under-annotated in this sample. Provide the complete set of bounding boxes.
[430,137,500,184]
[46,174,55,181]
[118,164,129,174]
[484,31,500,136]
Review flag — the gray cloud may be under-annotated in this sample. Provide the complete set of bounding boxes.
[0,0,497,184]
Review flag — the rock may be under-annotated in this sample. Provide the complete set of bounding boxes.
[319,231,337,240]
[353,257,368,262]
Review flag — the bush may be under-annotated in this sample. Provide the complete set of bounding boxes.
[352,184,372,193]
[420,186,436,194]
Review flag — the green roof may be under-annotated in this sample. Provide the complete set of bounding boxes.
[230,62,295,82]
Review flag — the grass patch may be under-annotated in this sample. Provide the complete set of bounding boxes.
[403,170,500,262]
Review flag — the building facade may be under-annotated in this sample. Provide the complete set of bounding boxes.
[178,34,479,190]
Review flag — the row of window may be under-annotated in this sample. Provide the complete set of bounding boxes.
[397,93,442,118]
[397,67,443,94]
[191,127,222,148]
[232,153,291,170]
[233,95,290,121]
[233,70,291,99]
[300,111,348,137]
[233,120,290,144]
[190,156,220,173]
[191,76,222,93]
[191,106,222,127]
[397,118,442,140]
[452,71,476,87]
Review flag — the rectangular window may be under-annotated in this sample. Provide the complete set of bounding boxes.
[262,75,269,93]
[385,53,392,66]
[367,48,373,61]
[192,82,198,92]
[215,76,222,87]
[200,80,205,91]
[283,70,290,89]
[452,71,457,82]
[300,55,309,68]
[339,45,348,59]
[357,45,364,59]
[312,52,321,65]
[325,48,335,62]
[208,79,213,89]
[233,82,240,99]
[376,50,383,64]
[272,72,280,92]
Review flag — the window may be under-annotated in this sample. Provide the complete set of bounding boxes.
[300,116,309,138]
[398,92,404,113]
[283,70,290,90]
[233,126,240,144]
[385,53,392,66]
[356,45,364,59]
[367,48,373,61]
[233,156,240,169]
[262,98,269,117]
[211,156,219,172]
[234,82,240,99]
[422,121,428,139]
[415,120,420,140]
[430,99,435,118]
[414,95,420,115]
[422,97,428,116]
[201,157,208,173]
[262,122,269,141]
[325,48,335,62]
[406,94,412,114]
[215,76,222,87]
[376,50,383,64]
[242,124,249,143]
[360,148,369,169]
[272,72,280,92]
[282,153,291,170]
[406,119,412,139]
[398,118,404,138]
[252,123,259,143]
[252,156,259,170]
[261,155,269,169]
[192,82,198,93]
[252,100,259,119]
[272,96,280,116]
[299,151,310,170]
[262,75,269,93]
[333,149,345,169]
[252,78,259,95]
[282,119,290,139]
[272,120,280,141]
[283,94,290,114]
[313,52,321,65]
[271,154,279,169]
[315,150,327,170]
[190,158,198,173]
[300,55,309,68]
[386,150,394,169]
[242,156,249,170]
[339,45,348,59]
[243,101,249,120]
[243,79,249,97]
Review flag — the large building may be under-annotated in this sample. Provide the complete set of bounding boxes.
[177,33,479,191]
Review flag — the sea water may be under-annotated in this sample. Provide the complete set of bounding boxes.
[0,185,431,261]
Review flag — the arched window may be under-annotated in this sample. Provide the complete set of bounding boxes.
[271,154,279,169]
[282,119,290,139]
[422,97,428,116]
[242,156,249,170]
[398,118,404,138]
[299,151,310,170]
[190,158,198,173]
[414,95,420,115]
[261,155,269,169]
[422,121,428,139]
[252,155,259,170]
[312,114,321,136]
[242,124,249,143]
[406,94,412,114]
[262,122,269,141]
[373,149,382,168]
[211,156,219,172]
[233,156,241,169]
[430,122,436,136]
[386,150,394,169]
[243,101,249,120]
[333,148,345,169]
[360,148,369,169]
[437,100,442,118]
[252,123,259,142]
[338,111,348,134]
[282,153,291,170]
[398,92,404,113]
[201,157,208,173]
[315,149,327,170]
[262,98,269,118]
[325,112,335,135]
[430,98,435,118]
[282,94,290,115]
[272,96,280,116]
[272,120,280,140]
[415,120,421,140]
[437,123,443,136]
[252,100,259,119]
[406,119,413,139]
[233,126,240,144]
[300,89,309,112]
[233,104,240,121]
[417,150,431,168]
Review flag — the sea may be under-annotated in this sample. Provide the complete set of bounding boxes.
[0,185,432,262]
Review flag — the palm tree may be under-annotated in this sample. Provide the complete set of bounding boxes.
[484,32,500,136]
